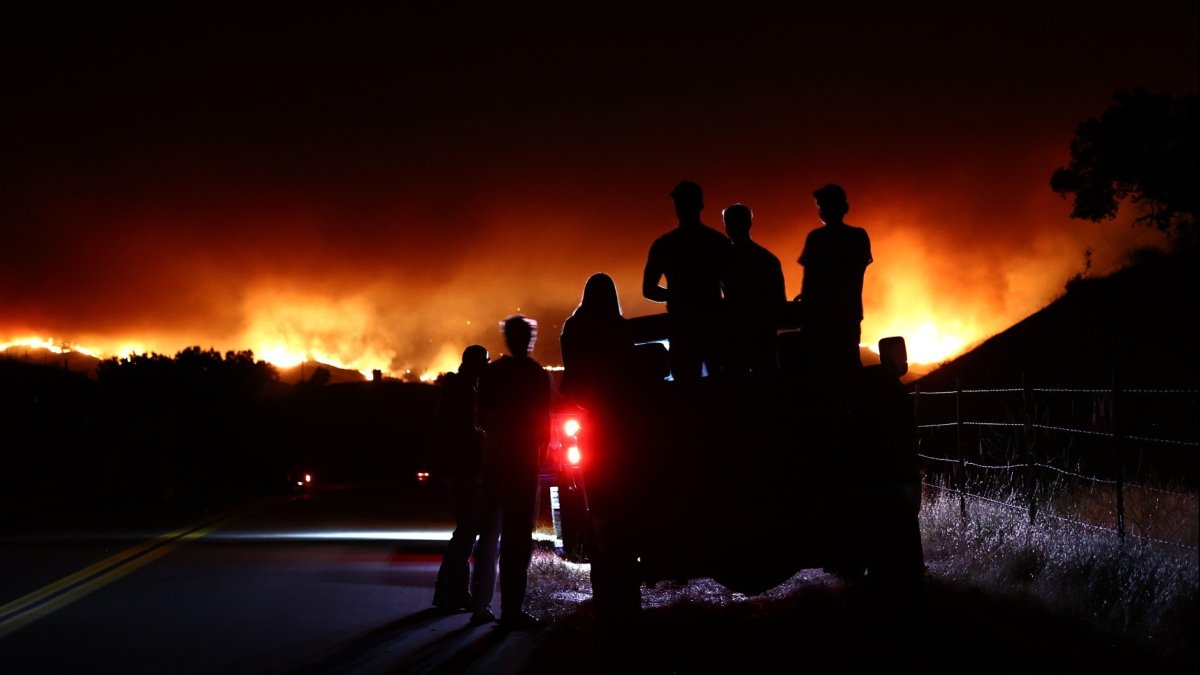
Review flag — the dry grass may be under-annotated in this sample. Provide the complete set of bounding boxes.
[920,478,1198,656]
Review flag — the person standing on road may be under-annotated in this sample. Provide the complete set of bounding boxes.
[470,315,552,630]
[431,344,489,612]
[559,273,643,637]
[642,180,733,382]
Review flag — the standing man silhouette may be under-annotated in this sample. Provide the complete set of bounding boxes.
[796,183,873,375]
[721,203,787,376]
[470,315,551,630]
[642,180,733,382]
[432,344,489,612]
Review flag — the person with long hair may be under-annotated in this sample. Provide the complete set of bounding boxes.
[560,273,635,408]
[559,273,643,651]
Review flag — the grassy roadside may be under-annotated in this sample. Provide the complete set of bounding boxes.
[519,486,1198,673]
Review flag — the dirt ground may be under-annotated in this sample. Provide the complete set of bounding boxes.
[515,576,1197,675]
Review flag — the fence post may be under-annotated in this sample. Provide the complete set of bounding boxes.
[1022,373,1037,525]
[913,381,922,480]
[1111,372,1126,541]
[956,377,966,523]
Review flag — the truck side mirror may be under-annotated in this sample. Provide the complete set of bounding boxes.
[878,336,908,377]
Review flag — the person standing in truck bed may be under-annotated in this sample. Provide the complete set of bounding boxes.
[796,183,873,376]
[721,202,787,377]
[642,180,733,382]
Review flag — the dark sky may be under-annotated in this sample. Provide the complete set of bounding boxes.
[2,2,1196,375]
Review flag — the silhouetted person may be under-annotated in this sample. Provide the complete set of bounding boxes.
[559,273,643,644]
[471,315,552,630]
[643,180,732,382]
[561,273,637,407]
[865,338,925,594]
[432,344,489,612]
[841,337,925,598]
[797,183,872,375]
[721,203,787,376]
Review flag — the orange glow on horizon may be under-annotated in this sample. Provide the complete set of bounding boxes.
[1,332,465,381]
[2,200,1171,377]
[1,337,103,359]
[0,324,972,375]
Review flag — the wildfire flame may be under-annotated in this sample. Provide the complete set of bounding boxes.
[3,322,969,377]
[0,337,101,358]
[3,210,1166,377]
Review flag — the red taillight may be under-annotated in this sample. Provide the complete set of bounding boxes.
[558,416,583,466]
[563,418,581,438]
[417,471,430,482]
[304,473,313,483]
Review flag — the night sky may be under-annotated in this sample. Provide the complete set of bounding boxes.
[2,2,1196,377]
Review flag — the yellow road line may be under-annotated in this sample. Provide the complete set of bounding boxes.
[0,518,220,620]
[0,499,281,639]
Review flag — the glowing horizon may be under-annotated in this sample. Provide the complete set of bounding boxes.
[0,335,449,381]
[2,211,1171,378]
[0,175,1178,380]
[0,314,1008,376]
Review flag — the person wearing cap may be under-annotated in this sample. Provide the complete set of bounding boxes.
[796,183,873,375]
[642,180,733,382]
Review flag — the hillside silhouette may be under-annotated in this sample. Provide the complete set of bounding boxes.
[1,346,102,378]
[276,360,368,385]
[913,246,1199,391]
[0,346,373,387]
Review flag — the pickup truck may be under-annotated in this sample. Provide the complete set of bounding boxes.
[547,307,925,608]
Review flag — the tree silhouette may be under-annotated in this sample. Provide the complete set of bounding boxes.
[93,347,282,501]
[1050,88,1197,245]
[97,347,278,400]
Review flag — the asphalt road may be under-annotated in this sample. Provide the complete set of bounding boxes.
[4,483,1194,675]
[0,484,548,674]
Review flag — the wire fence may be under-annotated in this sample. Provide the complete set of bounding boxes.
[911,377,1199,552]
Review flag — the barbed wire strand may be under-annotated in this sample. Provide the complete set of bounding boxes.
[918,456,1197,498]
[923,483,1025,513]
[1038,511,1199,552]
[917,421,1198,447]
[914,387,1199,396]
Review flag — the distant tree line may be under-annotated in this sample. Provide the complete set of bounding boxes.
[96,347,280,403]
[1,348,438,519]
